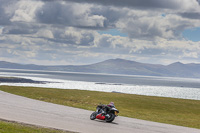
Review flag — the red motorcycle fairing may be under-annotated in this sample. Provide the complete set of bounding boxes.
[96,114,105,120]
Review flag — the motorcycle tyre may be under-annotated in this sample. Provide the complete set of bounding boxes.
[90,112,97,120]
[105,113,115,123]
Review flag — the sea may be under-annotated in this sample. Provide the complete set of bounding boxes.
[0,68,200,100]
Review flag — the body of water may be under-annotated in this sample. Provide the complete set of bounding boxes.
[0,68,200,100]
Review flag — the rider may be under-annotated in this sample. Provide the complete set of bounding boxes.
[101,102,115,115]
[107,102,115,108]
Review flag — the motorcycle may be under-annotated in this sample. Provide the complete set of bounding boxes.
[90,104,119,122]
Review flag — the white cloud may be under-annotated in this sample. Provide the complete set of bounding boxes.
[1,28,200,65]
[2,0,200,40]
[0,0,200,65]
[0,27,3,34]
[64,0,200,11]
[10,0,43,22]
[36,29,54,39]
[116,9,200,40]
[35,1,107,28]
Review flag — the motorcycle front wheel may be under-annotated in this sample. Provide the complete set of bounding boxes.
[105,113,115,122]
[90,112,97,120]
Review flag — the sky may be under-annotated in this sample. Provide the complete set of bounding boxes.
[0,0,200,65]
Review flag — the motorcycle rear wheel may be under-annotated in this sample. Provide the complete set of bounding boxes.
[105,113,115,122]
[90,112,97,120]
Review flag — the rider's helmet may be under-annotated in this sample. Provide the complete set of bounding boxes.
[109,102,114,105]
[108,102,115,107]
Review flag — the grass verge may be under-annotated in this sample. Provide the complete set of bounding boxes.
[0,119,72,133]
[0,86,200,129]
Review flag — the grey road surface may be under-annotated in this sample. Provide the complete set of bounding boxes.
[0,90,199,133]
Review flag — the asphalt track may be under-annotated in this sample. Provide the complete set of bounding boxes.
[0,90,199,133]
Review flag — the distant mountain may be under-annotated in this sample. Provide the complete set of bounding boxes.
[1,59,200,78]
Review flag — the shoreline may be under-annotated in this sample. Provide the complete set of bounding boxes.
[0,77,46,84]
[0,76,199,101]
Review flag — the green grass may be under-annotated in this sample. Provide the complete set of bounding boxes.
[0,86,200,129]
[0,119,71,133]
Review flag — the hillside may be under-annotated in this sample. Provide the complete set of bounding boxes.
[0,59,200,78]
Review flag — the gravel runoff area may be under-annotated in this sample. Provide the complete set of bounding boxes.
[0,90,199,133]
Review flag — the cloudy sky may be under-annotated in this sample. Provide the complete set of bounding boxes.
[0,0,200,65]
